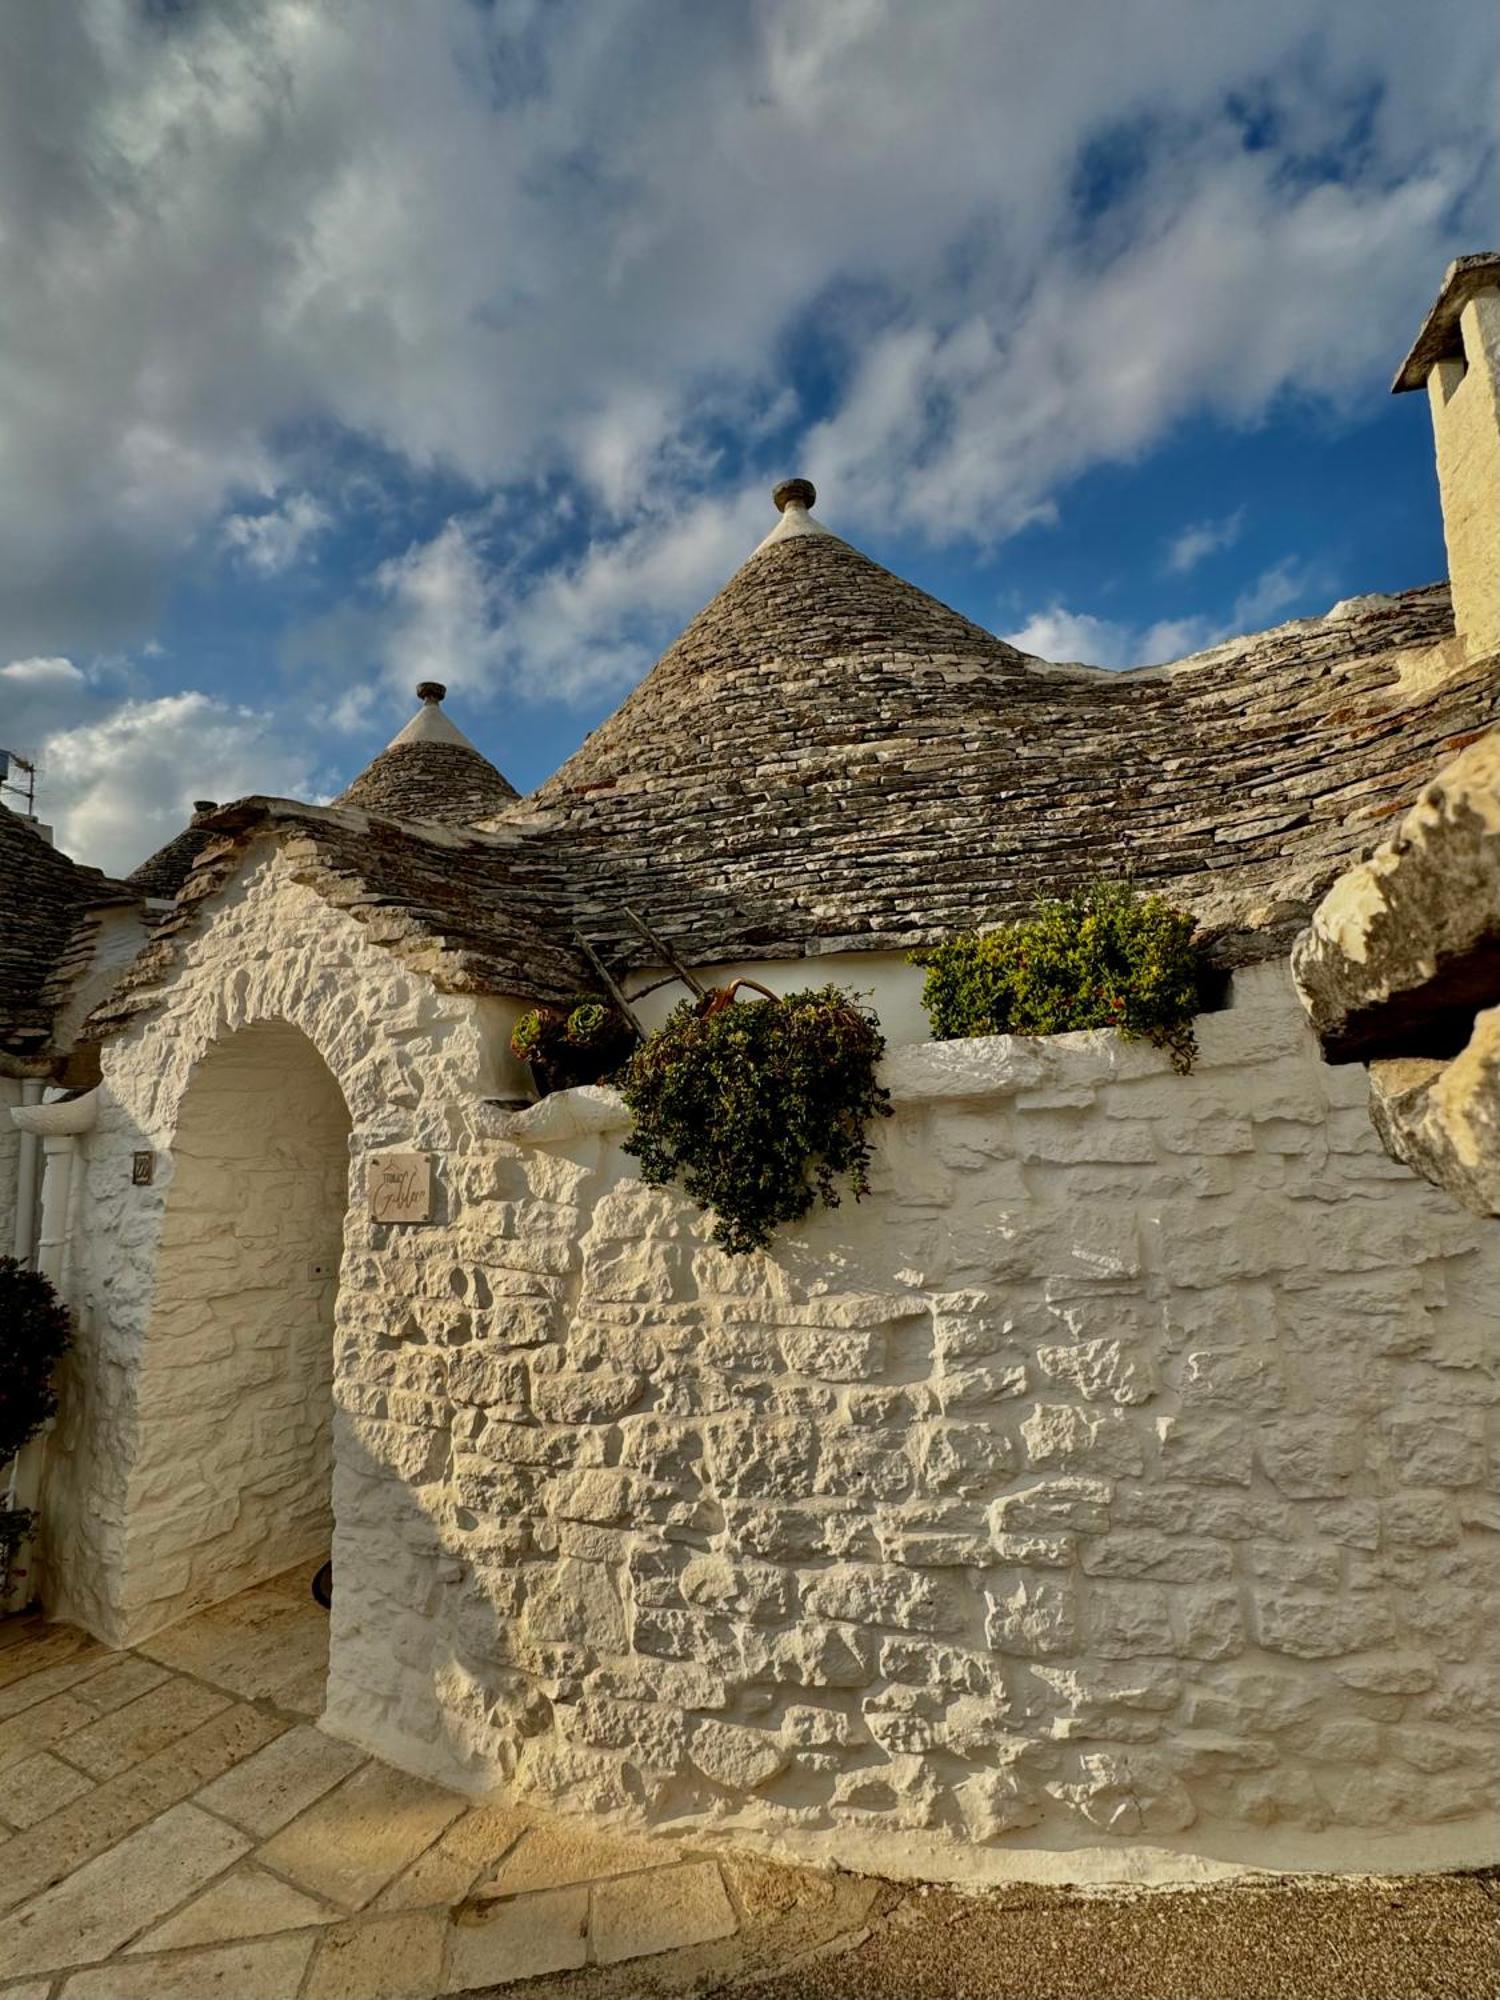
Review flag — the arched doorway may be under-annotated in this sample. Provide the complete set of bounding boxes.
[124,1020,350,1637]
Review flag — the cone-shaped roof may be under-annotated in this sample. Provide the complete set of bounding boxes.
[479,482,1488,970]
[530,482,1028,805]
[335,683,518,825]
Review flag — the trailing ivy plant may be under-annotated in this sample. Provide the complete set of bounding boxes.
[914,880,1205,1072]
[619,984,892,1254]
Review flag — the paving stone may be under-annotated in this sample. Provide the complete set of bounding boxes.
[0,1801,250,1978]
[65,1677,231,1780]
[194,1722,366,1837]
[0,1703,285,1917]
[59,1933,316,1999]
[127,1861,337,1952]
[0,1629,107,1706]
[481,1819,678,1895]
[445,1885,589,1990]
[305,1909,448,2000]
[0,1690,103,1776]
[66,1654,171,1719]
[374,1802,529,1913]
[257,1761,466,1910]
[591,1859,738,1965]
[0,1751,93,1830]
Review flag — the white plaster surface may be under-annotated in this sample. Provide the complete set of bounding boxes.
[45,849,1500,1883]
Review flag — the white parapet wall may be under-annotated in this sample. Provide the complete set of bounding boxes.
[48,846,1500,1883]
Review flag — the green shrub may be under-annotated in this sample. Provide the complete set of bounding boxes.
[0,1256,71,1467]
[619,984,892,1254]
[0,1257,72,1597]
[915,881,1204,1072]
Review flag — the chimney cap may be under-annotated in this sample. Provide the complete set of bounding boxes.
[1393,251,1500,393]
[772,478,817,514]
[415,680,447,703]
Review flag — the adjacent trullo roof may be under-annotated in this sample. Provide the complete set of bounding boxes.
[128,801,225,904]
[84,479,1500,1045]
[333,682,519,824]
[0,803,138,1070]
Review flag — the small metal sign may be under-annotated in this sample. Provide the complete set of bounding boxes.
[368,1152,433,1224]
[131,1151,155,1186]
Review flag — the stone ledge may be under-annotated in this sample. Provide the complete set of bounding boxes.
[489,1026,1186,1148]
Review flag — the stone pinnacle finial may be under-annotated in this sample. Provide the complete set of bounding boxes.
[416,681,447,704]
[773,478,816,514]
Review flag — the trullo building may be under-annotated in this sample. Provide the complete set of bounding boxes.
[2,256,1497,1883]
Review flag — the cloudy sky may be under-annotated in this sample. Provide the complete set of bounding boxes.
[1,1,1494,873]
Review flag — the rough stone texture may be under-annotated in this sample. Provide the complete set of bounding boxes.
[1293,729,1500,1064]
[49,850,1500,1879]
[333,739,519,827]
[1368,1015,1500,1216]
[1294,728,1500,1213]
[0,801,138,1071]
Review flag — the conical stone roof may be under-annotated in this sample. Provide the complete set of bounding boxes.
[486,482,1492,969]
[335,683,518,825]
[530,481,1030,804]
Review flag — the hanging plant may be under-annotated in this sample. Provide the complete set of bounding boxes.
[618,983,892,1254]
[914,880,1206,1073]
[510,995,638,1097]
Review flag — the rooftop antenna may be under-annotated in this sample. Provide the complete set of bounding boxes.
[0,748,37,818]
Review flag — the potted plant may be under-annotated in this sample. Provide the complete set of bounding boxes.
[510,995,637,1097]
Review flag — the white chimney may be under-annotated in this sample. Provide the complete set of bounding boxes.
[1394,253,1500,661]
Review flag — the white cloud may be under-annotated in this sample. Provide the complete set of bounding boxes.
[1004,606,1136,669]
[221,493,332,575]
[1008,558,1332,668]
[1165,509,1244,574]
[23,690,323,876]
[0,0,1490,676]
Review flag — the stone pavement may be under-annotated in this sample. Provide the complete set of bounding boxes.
[0,1567,877,1999]
[0,1571,1494,2000]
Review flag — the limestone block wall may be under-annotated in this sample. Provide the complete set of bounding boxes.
[49,843,509,1642]
[48,847,1500,1881]
[326,964,1497,1880]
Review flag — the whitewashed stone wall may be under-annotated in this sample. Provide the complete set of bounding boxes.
[129,1019,349,1628]
[47,841,511,1643]
[48,849,1500,1880]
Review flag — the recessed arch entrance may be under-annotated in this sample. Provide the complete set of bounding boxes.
[123,1018,351,1638]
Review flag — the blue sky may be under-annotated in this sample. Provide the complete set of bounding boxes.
[0,2,1492,871]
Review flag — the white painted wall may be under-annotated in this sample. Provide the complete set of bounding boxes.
[47,850,1500,1883]
[120,1019,349,1632]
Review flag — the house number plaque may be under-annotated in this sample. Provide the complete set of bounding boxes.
[368,1152,434,1224]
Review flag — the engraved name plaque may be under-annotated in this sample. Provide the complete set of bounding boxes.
[368,1152,434,1224]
